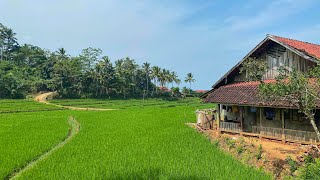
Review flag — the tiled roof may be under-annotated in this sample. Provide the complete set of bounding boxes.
[204,80,320,108]
[195,90,207,93]
[272,35,320,60]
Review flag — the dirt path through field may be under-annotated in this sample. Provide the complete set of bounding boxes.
[7,116,80,180]
[34,92,115,111]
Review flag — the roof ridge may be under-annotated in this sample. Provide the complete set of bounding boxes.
[268,34,320,47]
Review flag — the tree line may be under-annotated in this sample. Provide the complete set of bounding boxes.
[0,23,197,99]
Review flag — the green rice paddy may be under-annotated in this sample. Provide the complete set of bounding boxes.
[0,98,271,179]
[0,100,64,113]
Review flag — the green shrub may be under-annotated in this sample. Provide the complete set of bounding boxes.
[256,144,263,160]
[225,137,236,150]
[285,156,297,174]
[236,145,244,155]
[304,155,315,164]
[298,158,320,179]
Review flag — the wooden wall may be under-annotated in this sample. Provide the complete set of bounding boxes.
[255,108,319,132]
[232,43,316,82]
[262,44,316,80]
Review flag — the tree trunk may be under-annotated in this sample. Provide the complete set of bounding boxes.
[106,87,110,99]
[146,74,149,97]
[151,79,155,96]
[309,114,320,142]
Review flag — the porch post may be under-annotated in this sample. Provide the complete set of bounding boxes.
[281,109,285,143]
[259,107,263,139]
[216,104,221,133]
[240,106,244,136]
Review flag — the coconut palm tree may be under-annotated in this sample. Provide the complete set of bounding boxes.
[56,48,69,60]
[142,62,151,96]
[151,66,161,95]
[184,72,195,95]
[170,71,180,87]
[159,69,170,88]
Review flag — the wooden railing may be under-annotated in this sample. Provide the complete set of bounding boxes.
[284,129,318,143]
[252,126,318,143]
[252,126,283,139]
[220,122,241,132]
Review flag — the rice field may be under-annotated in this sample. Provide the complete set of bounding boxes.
[0,98,271,179]
[0,100,64,113]
[49,98,210,109]
[0,111,70,179]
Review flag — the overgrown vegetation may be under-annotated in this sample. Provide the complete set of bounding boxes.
[239,57,268,82]
[297,158,320,179]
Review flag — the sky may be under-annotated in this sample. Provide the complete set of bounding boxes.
[0,0,320,90]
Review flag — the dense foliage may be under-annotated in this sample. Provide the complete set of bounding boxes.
[0,23,197,99]
[239,57,268,82]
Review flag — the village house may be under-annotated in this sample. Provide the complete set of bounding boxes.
[202,34,320,144]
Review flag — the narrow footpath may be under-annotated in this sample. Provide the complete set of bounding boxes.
[35,92,115,111]
[7,116,80,180]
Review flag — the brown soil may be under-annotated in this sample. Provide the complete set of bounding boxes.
[247,138,302,160]
[34,92,116,111]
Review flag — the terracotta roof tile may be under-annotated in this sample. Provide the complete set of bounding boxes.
[272,35,320,60]
[204,80,320,108]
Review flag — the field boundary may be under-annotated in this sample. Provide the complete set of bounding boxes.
[6,116,80,180]
[35,92,116,111]
[0,108,65,114]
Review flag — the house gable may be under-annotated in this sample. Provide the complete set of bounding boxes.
[208,35,320,92]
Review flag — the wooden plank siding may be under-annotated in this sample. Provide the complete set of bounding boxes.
[233,44,317,82]
[263,48,316,80]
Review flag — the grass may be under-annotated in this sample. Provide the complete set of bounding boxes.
[0,111,70,179]
[0,98,271,179]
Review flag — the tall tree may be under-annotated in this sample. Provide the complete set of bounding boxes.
[170,71,180,88]
[96,56,115,98]
[151,66,161,95]
[79,47,102,72]
[142,62,151,96]
[184,72,195,95]
[0,24,19,61]
[57,48,69,60]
